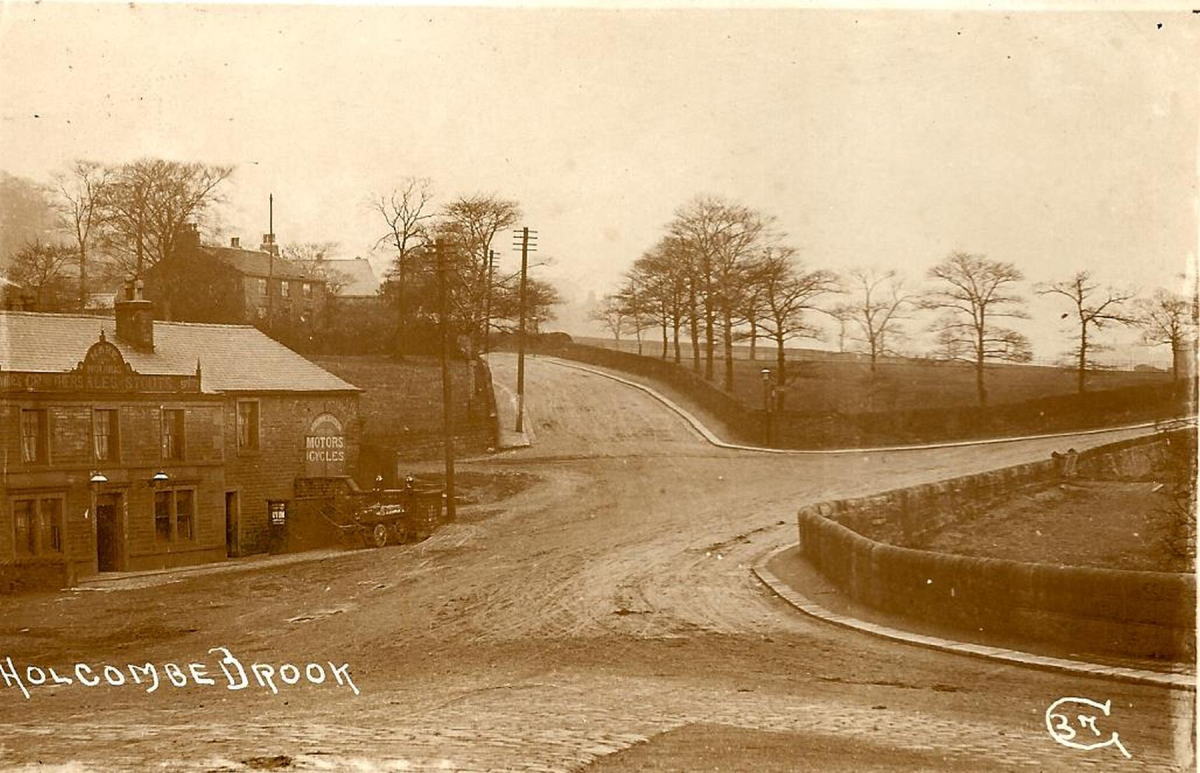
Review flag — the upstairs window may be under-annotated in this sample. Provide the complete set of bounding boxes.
[93,409,119,462]
[302,282,313,299]
[236,400,260,452]
[161,409,185,461]
[19,409,47,464]
[257,277,268,296]
[280,280,291,299]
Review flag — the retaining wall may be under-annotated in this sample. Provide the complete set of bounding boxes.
[798,431,1196,661]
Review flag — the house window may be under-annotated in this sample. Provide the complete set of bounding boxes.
[161,409,185,461]
[19,409,47,464]
[257,278,268,296]
[154,489,196,542]
[93,409,119,462]
[280,280,290,299]
[236,400,260,452]
[12,496,63,557]
[302,282,312,299]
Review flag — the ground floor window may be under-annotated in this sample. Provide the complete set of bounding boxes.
[154,489,196,543]
[11,495,64,557]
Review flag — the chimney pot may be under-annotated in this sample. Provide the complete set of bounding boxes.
[231,236,241,248]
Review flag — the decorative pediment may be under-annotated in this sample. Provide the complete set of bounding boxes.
[0,331,201,394]
[73,336,137,378]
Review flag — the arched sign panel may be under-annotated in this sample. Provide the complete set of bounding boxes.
[304,413,346,477]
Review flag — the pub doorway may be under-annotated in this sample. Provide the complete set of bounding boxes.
[95,493,123,572]
[225,491,239,557]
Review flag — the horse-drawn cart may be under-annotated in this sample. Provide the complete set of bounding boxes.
[324,481,446,549]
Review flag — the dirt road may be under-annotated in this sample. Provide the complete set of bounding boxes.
[0,353,1192,772]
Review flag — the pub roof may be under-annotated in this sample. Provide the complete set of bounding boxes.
[0,311,359,394]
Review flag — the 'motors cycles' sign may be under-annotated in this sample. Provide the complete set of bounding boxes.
[304,413,346,477]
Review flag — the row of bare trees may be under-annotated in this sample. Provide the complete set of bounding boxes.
[599,195,1197,407]
[5,159,232,311]
[370,178,560,358]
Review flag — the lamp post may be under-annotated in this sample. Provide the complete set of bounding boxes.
[760,368,773,447]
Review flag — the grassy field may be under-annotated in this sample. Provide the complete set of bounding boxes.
[921,479,1192,574]
[574,336,1172,413]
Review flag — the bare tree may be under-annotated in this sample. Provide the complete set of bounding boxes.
[440,194,522,354]
[1037,270,1136,393]
[756,246,839,393]
[8,240,75,311]
[669,195,770,391]
[0,172,59,268]
[1135,287,1199,381]
[591,293,625,345]
[826,302,854,353]
[925,252,1031,406]
[54,160,112,310]
[373,178,435,354]
[845,268,912,374]
[100,159,233,277]
[281,241,346,293]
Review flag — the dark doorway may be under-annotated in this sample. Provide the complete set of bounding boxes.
[95,495,122,572]
[225,491,239,557]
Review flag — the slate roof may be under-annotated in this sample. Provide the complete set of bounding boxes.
[0,311,359,394]
[208,247,322,282]
[323,258,380,298]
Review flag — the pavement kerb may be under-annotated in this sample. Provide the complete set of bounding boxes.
[538,355,1177,455]
[752,543,1196,691]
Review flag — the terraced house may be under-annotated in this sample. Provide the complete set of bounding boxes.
[0,286,361,591]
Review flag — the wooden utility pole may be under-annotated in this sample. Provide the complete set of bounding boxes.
[483,249,497,354]
[513,227,537,432]
[436,239,457,521]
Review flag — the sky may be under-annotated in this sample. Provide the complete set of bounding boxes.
[0,3,1195,361]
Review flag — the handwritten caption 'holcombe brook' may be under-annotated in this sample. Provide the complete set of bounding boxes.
[0,647,359,700]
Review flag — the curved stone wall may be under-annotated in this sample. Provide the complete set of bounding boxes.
[797,432,1196,661]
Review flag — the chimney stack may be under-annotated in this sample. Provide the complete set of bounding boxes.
[179,222,201,251]
[114,279,154,352]
[231,236,241,248]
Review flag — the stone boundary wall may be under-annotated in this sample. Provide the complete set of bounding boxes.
[798,431,1196,661]
[530,339,1194,449]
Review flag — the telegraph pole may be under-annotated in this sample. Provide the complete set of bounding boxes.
[436,239,457,521]
[512,227,537,433]
[483,249,497,354]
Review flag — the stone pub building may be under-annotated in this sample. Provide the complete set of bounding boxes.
[0,286,361,591]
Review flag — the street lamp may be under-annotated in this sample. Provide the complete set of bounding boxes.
[760,368,773,447]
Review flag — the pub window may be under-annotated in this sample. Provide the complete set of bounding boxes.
[93,409,120,462]
[237,400,260,451]
[11,496,63,557]
[257,277,268,296]
[19,409,47,464]
[154,491,171,541]
[280,280,291,299]
[176,490,194,541]
[161,409,185,461]
[154,489,196,543]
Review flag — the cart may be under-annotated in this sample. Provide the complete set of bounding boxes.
[337,486,445,549]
